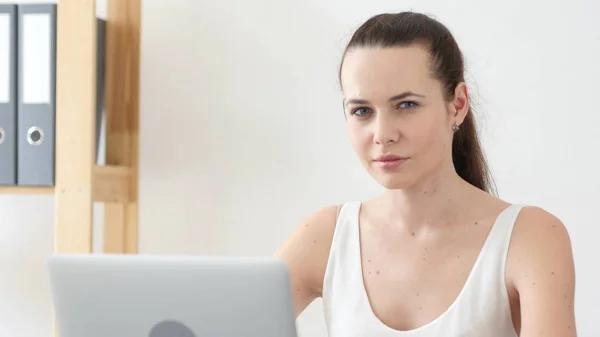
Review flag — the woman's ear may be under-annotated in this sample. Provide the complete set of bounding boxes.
[451,82,470,125]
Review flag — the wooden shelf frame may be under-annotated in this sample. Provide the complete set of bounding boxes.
[53,0,141,254]
[0,1,140,335]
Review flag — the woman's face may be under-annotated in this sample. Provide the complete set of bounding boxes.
[340,44,469,190]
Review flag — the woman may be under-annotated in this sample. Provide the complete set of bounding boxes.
[275,11,577,337]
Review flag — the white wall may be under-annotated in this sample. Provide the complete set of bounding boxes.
[1,0,599,336]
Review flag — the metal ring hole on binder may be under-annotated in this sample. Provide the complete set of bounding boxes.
[0,127,5,145]
[27,126,44,146]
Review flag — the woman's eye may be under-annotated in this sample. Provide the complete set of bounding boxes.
[398,101,418,109]
[352,107,372,116]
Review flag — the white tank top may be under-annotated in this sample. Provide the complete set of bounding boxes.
[322,201,523,337]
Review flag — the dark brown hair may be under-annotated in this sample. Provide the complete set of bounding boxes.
[339,11,496,194]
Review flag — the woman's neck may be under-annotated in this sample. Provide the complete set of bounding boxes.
[379,167,478,231]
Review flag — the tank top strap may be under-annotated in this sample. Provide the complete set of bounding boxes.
[480,204,525,259]
[327,201,362,265]
[322,201,362,304]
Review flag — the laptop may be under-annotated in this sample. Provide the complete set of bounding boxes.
[46,253,298,337]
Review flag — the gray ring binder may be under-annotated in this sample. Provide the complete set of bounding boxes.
[0,3,17,185]
[16,3,56,186]
[26,126,43,146]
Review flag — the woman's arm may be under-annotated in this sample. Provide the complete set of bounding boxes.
[508,206,577,336]
[273,205,340,317]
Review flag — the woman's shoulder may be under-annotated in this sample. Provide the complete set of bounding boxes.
[273,202,352,296]
[276,201,360,256]
[505,204,576,333]
[298,200,362,229]
[505,204,572,274]
[506,206,575,292]
[510,204,572,251]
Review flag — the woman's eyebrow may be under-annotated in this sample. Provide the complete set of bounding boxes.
[344,91,425,107]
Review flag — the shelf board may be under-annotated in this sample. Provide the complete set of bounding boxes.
[93,165,132,203]
[0,186,55,194]
[0,165,132,201]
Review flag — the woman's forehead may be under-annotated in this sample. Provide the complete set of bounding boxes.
[340,45,437,100]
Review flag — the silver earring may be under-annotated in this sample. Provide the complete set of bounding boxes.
[452,123,460,132]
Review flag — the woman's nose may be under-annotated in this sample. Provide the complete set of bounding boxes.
[373,114,399,145]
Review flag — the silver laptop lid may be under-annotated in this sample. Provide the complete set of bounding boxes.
[47,253,298,337]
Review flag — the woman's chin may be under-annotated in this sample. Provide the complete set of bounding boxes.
[370,172,415,190]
